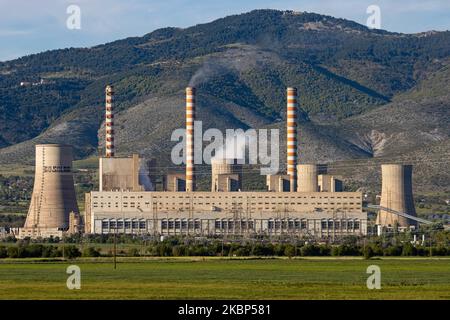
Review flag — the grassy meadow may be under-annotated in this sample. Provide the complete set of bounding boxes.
[0,257,448,300]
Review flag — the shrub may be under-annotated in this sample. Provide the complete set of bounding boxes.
[7,246,19,258]
[250,243,266,256]
[0,246,7,258]
[431,246,447,256]
[383,245,402,256]
[284,245,296,258]
[82,247,101,257]
[273,244,286,256]
[370,244,384,257]
[301,244,320,256]
[363,246,374,259]
[42,245,60,258]
[128,248,140,257]
[26,244,44,258]
[233,247,250,256]
[401,243,416,256]
[339,244,360,256]
[157,243,172,256]
[172,245,186,257]
[64,245,81,259]
[318,245,331,256]
[331,246,339,256]
[194,245,211,256]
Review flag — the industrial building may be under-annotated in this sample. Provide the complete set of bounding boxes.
[99,154,143,192]
[83,86,369,238]
[20,84,419,239]
[85,191,366,237]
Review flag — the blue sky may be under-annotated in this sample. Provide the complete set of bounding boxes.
[0,0,449,62]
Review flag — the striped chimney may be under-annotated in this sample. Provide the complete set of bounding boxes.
[287,87,298,192]
[185,87,195,192]
[105,85,115,157]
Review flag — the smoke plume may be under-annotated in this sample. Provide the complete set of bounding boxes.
[188,46,280,87]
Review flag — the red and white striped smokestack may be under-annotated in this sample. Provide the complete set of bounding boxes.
[185,87,195,192]
[105,85,115,158]
[287,87,298,192]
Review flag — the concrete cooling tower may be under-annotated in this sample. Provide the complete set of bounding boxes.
[376,164,417,227]
[297,164,318,192]
[19,144,79,238]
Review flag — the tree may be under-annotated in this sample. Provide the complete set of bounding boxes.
[82,246,101,257]
[7,246,19,258]
[363,246,375,259]
[401,243,416,256]
[128,248,140,257]
[0,246,7,258]
[64,245,81,259]
[284,245,296,259]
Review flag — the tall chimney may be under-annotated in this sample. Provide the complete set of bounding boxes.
[287,87,298,192]
[186,87,195,192]
[105,85,115,157]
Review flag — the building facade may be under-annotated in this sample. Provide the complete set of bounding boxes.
[86,191,367,237]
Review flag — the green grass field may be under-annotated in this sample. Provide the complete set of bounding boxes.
[0,257,449,300]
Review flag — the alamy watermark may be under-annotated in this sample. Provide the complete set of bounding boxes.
[66,4,81,30]
[66,265,81,290]
[366,5,381,29]
[366,265,381,290]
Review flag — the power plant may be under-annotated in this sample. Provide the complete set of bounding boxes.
[19,85,422,239]
[19,144,79,238]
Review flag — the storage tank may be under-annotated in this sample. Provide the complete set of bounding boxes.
[297,164,318,192]
[23,144,79,232]
[376,164,417,227]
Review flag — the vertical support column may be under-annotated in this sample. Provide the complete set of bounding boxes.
[287,87,298,192]
[132,153,140,191]
[186,87,195,192]
[105,85,115,157]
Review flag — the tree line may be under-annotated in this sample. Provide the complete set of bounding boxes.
[0,240,448,259]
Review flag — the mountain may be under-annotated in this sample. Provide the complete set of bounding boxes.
[0,9,449,191]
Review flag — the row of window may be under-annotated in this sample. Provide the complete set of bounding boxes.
[161,220,201,230]
[321,220,360,230]
[215,220,255,230]
[93,195,359,200]
[267,220,308,230]
[98,219,362,232]
[93,202,359,208]
[101,220,146,230]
